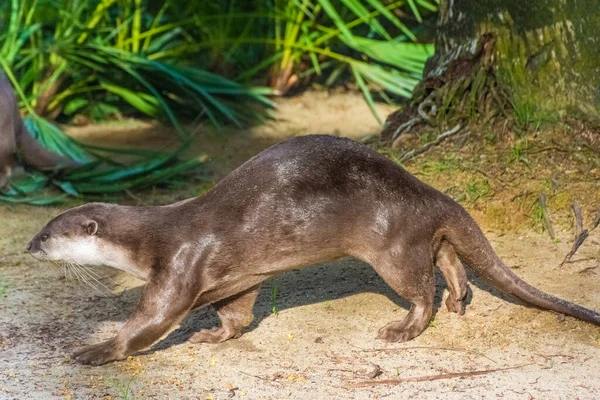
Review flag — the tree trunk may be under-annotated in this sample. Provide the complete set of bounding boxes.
[381,0,600,145]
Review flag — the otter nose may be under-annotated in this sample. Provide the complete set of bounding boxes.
[25,241,32,253]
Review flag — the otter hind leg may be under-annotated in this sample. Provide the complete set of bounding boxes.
[0,164,13,189]
[366,248,435,343]
[0,115,16,189]
[435,240,468,315]
[189,284,261,344]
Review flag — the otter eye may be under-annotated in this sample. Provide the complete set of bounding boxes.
[40,233,49,242]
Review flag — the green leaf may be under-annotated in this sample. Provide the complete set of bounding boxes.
[53,180,80,196]
[63,97,89,116]
[350,64,381,124]
[23,116,94,164]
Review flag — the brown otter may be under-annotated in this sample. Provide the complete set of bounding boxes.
[0,73,76,188]
[26,134,600,366]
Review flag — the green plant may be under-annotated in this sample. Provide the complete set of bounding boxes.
[510,97,556,132]
[0,112,206,204]
[377,146,405,167]
[274,0,437,122]
[465,179,491,203]
[529,199,545,232]
[0,0,257,203]
[509,139,530,166]
[0,0,274,128]
[108,375,136,400]
[484,131,497,144]
[190,0,437,122]
[419,154,462,175]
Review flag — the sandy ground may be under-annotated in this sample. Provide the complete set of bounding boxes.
[1,91,600,399]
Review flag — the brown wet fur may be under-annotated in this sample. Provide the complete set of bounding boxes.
[436,240,468,315]
[27,134,600,366]
[0,73,77,188]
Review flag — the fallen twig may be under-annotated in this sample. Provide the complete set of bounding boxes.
[592,208,600,231]
[572,202,584,239]
[400,124,462,163]
[358,345,496,364]
[344,364,531,388]
[560,230,589,267]
[538,193,555,240]
[560,207,600,268]
[239,371,270,381]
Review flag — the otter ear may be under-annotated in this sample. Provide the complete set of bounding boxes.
[85,220,98,236]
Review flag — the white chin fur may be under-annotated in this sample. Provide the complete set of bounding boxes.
[47,237,104,265]
[46,237,147,280]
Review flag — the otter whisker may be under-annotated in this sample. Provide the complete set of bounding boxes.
[62,262,73,282]
[46,260,64,278]
[79,263,120,287]
[74,263,114,296]
[75,262,106,280]
[71,262,112,297]
[68,262,98,295]
[68,262,84,285]
[68,262,88,285]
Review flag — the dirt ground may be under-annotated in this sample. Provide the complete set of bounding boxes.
[1,90,600,399]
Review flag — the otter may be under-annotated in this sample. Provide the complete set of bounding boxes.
[0,73,76,188]
[26,134,600,366]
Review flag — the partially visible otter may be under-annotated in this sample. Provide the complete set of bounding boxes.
[0,73,76,188]
[27,134,600,366]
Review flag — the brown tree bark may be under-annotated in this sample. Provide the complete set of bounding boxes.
[381,0,600,145]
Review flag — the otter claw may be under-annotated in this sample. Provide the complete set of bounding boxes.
[71,338,123,366]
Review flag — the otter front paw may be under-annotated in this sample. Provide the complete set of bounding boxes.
[71,338,125,366]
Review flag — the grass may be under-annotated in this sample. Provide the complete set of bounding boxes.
[464,178,491,203]
[529,199,546,232]
[108,375,136,400]
[419,154,462,175]
[508,139,530,166]
[510,97,557,133]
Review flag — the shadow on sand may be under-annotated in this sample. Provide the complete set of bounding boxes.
[67,257,522,358]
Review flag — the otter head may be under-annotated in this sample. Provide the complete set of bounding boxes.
[26,203,147,280]
[26,204,103,265]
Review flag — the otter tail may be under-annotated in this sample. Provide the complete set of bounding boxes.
[16,118,78,170]
[444,207,600,326]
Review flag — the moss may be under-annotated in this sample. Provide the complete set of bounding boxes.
[434,0,600,123]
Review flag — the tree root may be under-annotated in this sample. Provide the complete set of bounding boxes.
[399,124,461,163]
[381,34,510,147]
